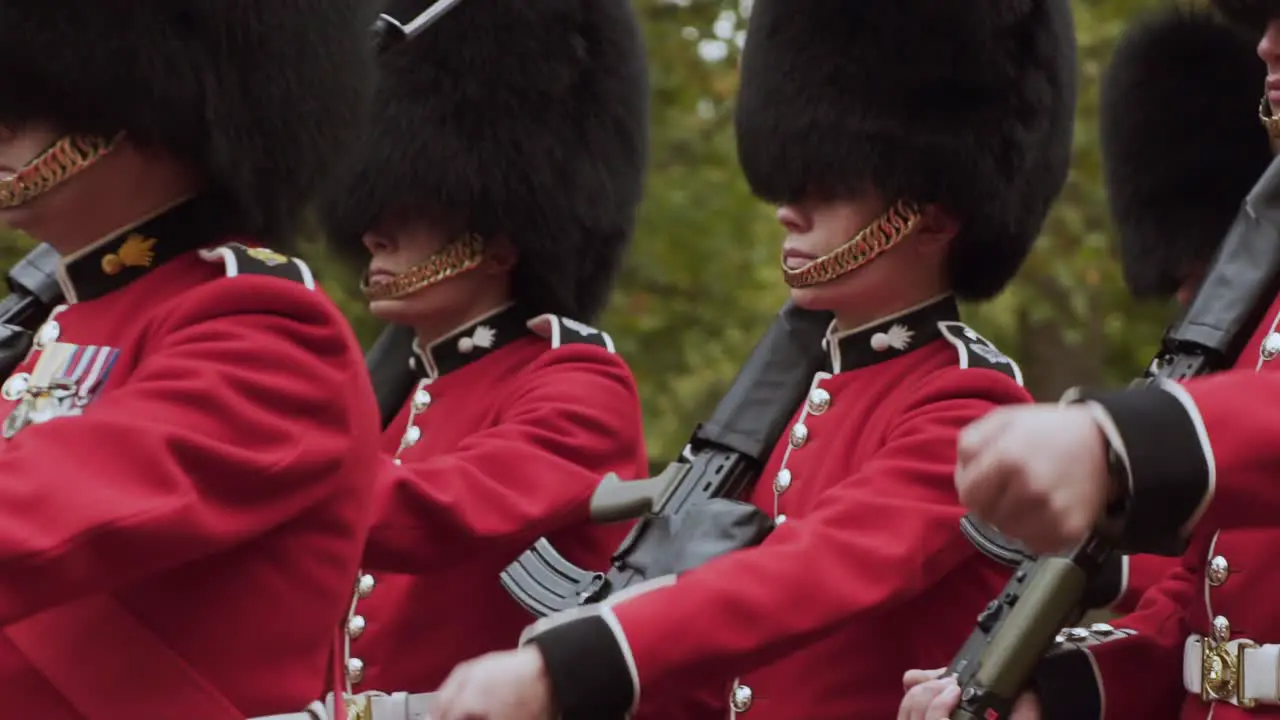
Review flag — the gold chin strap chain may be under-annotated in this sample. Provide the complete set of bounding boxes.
[781,198,923,288]
[1260,94,1280,140]
[0,134,120,209]
[361,233,486,301]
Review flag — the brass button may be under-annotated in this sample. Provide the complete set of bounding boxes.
[1,373,30,401]
[789,423,808,449]
[356,574,376,599]
[773,468,792,494]
[1208,555,1230,587]
[400,425,422,449]
[346,657,365,684]
[347,615,366,639]
[411,388,432,412]
[730,682,753,713]
[1212,615,1231,643]
[806,388,831,415]
[1264,333,1280,360]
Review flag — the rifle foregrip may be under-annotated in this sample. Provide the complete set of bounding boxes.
[949,557,1089,719]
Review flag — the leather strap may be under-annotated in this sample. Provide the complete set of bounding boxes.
[4,594,243,719]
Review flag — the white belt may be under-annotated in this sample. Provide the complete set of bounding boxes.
[253,691,436,720]
[1184,635,1280,708]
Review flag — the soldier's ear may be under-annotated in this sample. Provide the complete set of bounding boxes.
[910,204,960,251]
[482,236,519,274]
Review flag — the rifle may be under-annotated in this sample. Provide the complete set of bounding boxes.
[499,301,833,616]
[944,152,1280,720]
[0,244,64,377]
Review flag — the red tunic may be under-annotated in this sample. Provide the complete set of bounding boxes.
[344,305,648,694]
[531,296,1030,719]
[0,202,379,717]
[1034,292,1280,719]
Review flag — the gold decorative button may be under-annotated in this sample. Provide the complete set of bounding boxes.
[730,682,753,713]
[806,388,831,415]
[347,615,366,639]
[357,574,376,599]
[34,321,60,349]
[1212,615,1231,643]
[1,373,29,401]
[773,468,792,494]
[1264,333,1280,360]
[1208,555,1230,587]
[789,423,808,449]
[346,657,365,684]
[412,388,432,412]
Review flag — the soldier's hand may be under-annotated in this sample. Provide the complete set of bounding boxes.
[955,404,1112,555]
[898,668,1042,720]
[434,647,556,720]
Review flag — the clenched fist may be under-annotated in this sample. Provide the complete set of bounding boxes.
[898,669,1041,720]
[954,404,1115,555]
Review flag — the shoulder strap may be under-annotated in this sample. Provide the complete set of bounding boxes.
[526,314,616,353]
[198,242,316,289]
[4,595,244,719]
[937,320,1023,385]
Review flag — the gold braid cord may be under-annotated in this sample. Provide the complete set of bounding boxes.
[361,233,486,301]
[0,134,119,209]
[1261,95,1280,140]
[781,199,923,288]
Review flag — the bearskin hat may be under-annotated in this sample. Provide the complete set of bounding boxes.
[735,0,1077,300]
[0,1,375,245]
[1101,7,1271,298]
[1213,0,1280,30]
[322,0,650,322]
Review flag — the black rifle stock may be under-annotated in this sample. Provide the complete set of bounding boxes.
[0,244,64,377]
[946,152,1280,719]
[500,302,833,616]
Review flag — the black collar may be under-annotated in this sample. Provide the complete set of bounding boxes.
[57,196,224,303]
[824,295,960,373]
[411,304,535,379]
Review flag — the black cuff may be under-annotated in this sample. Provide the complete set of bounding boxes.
[1076,386,1208,553]
[1081,553,1125,610]
[1032,645,1102,720]
[531,615,634,719]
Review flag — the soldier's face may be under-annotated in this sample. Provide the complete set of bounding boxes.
[776,194,955,321]
[361,217,516,330]
[1260,19,1280,114]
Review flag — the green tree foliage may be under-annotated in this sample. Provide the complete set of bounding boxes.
[0,0,1200,461]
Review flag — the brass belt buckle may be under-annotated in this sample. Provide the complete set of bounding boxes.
[345,694,373,720]
[1201,638,1259,708]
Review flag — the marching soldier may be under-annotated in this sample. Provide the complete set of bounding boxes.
[0,0,381,717]
[432,1,1077,718]
[901,4,1280,719]
[1092,2,1274,616]
[316,0,658,715]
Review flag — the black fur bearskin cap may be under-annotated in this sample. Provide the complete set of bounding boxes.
[1213,0,1280,30]
[735,0,1078,300]
[1101,6,1271,298]
[0,0,377,246]
[322,0,650,322]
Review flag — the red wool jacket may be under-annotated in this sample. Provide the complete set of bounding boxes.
[0,200,380,718]
[342,304,649,694]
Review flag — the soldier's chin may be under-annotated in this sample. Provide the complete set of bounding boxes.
[788,284,838,312]
[367,297,417,326]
